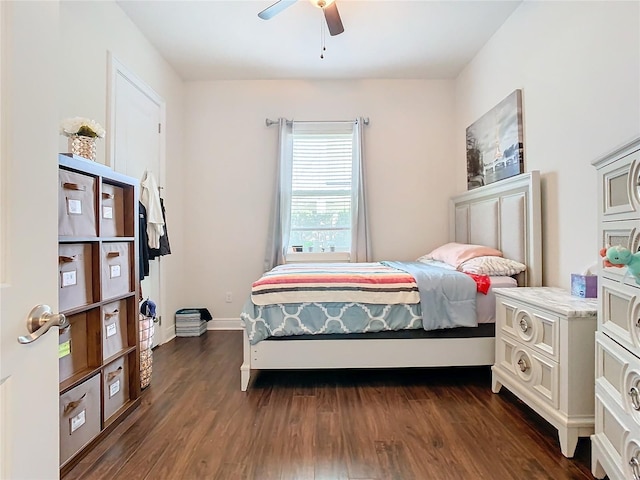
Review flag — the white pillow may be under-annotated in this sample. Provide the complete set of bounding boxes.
[458,256,526,276]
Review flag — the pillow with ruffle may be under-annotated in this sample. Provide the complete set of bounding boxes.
[458,256,526,276]
[421,242,502,268]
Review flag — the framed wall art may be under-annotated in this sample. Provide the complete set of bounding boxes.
[466,89,524,190]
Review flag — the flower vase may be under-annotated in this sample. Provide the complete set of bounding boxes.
[68,135,97,161]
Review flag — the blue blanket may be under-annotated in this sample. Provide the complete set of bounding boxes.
[381,261,477,330]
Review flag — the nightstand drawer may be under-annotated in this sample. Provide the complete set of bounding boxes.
[495,335,559,409]
[496,296,559,362]
[600,277,640,352]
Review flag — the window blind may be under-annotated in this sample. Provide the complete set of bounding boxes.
[289,122,354,252]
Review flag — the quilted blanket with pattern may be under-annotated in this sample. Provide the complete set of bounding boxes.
[251,262,420,306]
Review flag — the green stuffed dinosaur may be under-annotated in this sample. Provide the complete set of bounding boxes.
[603,245,640,284]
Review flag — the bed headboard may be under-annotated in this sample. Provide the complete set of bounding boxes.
[449,171,542,287]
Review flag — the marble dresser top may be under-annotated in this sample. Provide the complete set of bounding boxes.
[493,286,598,317]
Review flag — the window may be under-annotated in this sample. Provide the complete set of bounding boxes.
[288,122,354,253]
[265,117,368,271]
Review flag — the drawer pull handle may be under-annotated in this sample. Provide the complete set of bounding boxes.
[630,387,640,411]
[58,255,77,264]
[517,357,529,373]
[63,392,87,415]
[106,366,123,382]
[104,309,119,318]
[102,192,114,199]
[107,251,121,258]
[519,318,530,332]
[630,455,640,480]
[63,182,86,192]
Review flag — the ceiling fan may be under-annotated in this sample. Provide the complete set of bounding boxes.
[258,0,345,36]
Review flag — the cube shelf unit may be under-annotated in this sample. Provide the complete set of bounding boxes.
[57,153,141,475]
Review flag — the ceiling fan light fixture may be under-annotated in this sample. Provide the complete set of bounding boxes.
[259,0,344,37]
[309,0,336,9]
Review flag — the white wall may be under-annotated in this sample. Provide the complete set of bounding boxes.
[182,80,456,319]
[59,1,185,342]
[455,1,640,289]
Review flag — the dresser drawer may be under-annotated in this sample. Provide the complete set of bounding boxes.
[600,219,640,287]
[600,277,640,351]
[594,383,640,480]
[495,335,559,409]
[597,147,640,221]
[496,296,559,362]
[596,332,640,428]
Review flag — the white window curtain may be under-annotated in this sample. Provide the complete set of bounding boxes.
[351,117,370,262]
[264,117,369,271]
[264,118,293,271]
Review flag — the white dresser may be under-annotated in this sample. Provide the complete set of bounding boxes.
[592,136,640,480]
[491,287,597,458]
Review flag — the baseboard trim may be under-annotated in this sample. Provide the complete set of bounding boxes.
[207,318,242,330]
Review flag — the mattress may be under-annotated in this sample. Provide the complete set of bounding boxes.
[252,276,513,342]
[241,273,516,344]
[477,275,518,323]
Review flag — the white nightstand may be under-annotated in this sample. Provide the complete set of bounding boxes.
[491,287,598,457]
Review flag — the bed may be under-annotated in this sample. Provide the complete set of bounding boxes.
[240,171,541,391]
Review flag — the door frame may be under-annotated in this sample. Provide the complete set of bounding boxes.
[106,53,166,174]
[106,53,167,346]
[1,0,7,472]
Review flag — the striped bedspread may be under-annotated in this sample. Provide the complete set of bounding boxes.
[251,263,420,306]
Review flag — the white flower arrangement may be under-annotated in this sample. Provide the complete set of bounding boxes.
[60,117,106,138]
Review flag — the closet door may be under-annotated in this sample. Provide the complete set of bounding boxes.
[109,54,165,347]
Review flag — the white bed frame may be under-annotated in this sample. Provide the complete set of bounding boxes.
[241,171,542,390]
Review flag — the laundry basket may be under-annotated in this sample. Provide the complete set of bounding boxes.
[139,312,154,389]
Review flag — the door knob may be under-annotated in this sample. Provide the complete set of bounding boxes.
[17,304,69,344]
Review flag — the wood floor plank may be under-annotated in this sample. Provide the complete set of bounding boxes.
[64,331,595,480]
[314,412,349,480]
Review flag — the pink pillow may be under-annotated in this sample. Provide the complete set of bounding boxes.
[423,242,502,268]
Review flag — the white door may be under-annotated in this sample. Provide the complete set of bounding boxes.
[0,2,61,479]
[108,55,165,347]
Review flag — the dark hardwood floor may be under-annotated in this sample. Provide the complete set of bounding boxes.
[65,331,595,479]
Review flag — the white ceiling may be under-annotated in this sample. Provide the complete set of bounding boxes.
[116,0,522,81]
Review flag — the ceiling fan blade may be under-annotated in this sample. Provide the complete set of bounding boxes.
[323,2,344,36]
[258,0,298,20]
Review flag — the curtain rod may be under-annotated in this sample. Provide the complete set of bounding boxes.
[265,118,369,127]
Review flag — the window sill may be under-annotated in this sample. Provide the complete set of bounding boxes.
[285,252,351,263]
